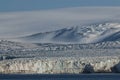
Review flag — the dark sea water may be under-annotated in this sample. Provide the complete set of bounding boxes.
[0,74,120,80]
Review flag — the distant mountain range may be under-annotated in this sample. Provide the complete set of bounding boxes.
[16,22,120,44]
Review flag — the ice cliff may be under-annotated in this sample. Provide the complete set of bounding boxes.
[0,57,120,74]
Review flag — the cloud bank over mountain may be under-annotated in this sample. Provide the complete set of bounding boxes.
[0,7,120,38]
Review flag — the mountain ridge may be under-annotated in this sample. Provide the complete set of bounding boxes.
[16,22,120,44]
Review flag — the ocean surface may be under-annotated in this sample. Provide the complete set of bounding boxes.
[0,73,120,80]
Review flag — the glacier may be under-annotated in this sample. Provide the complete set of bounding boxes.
[0,22,120,74]
[0,40,120,74]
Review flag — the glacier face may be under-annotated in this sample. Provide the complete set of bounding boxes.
[0,57,120,74]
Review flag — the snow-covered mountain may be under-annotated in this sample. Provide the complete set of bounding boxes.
[21,27,81,43]
[19,22,120,44]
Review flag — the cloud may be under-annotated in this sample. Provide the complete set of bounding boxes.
[0,7,120,38]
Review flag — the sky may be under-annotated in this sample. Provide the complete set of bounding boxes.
[0,0,120,12]
[0,0,120,38]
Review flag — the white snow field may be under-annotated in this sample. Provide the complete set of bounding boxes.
[0,22,120,74]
